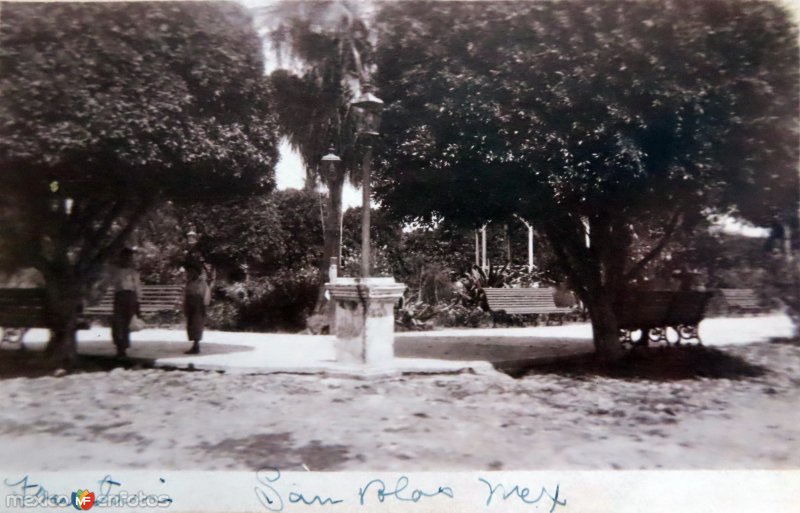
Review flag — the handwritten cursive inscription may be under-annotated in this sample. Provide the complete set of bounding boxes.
[255,467,344,511]
[251,469,568,511]
[358,476,454,505]
[289,492,344,506]
[478,478,566,512]
[4,474,173,508]
[255,467,286,512]
[95,474,121,505]
[3,475,67,507]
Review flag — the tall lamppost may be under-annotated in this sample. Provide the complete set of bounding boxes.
[350,86,384,277]
[324,85,404,367]
[321,147,342,280]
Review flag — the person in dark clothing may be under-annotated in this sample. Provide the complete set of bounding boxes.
[184,264,211,354]
[765,220,786,253]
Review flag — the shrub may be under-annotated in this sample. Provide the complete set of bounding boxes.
[203,267,320,332]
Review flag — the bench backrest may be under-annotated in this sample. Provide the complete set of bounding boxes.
[84,285,184,316]
[0,288,48,327]
[484,288,568,313]
[665,291,714,325]
[616,291,673,330]
[718,288,763,311]
[616,290,713,329]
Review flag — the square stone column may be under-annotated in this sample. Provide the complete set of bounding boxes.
[325,277,406,365]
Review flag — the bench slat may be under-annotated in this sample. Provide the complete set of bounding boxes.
[484,288,572,315]
[84,285,184,317]
[0,284,184,330]
[718,288,765,313]
[495,309,571,314]
[486,301,554,304]
[0,315,49,326]
[0,288,52,329]
[616,290,713,331]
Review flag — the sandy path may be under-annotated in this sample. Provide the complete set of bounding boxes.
[0,341,798,471]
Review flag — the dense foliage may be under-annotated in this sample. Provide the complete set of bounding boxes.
[135,189,324,331]
[0,2,280,361]
[372,0,798,360]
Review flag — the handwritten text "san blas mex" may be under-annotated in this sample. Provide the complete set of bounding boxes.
[254,468,566,512]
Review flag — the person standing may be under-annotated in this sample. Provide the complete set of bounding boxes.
[184,264,211,354]
[110,247,142,357]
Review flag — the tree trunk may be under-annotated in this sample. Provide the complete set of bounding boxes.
[46,328,78,366]
[782,222,793,262]
[539,215,627,365]
[505,224,512,265]
[587,290,624,364]
[43,275,83,367]
[314,172,345,315]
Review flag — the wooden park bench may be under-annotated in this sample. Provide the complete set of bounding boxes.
[717,288,767,315]
[484,287,573,327]
[0,284,182,347]
[0,288,89,347]
[83,285,184,318]
[615,290,714,346]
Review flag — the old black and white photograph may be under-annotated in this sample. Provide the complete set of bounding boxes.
[0,0,798,511]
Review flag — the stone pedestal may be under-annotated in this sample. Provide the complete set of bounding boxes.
[325,277,406,365]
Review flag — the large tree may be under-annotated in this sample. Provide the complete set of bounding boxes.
[256,0,375,313]
[0,2,279,363]
[373,0,798,362]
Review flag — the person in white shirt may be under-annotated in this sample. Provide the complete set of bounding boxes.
[110,248,142,357]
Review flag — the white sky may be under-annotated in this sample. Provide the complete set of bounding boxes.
[275,139,364,209]
[714,216,770,238]
[273,139,304,189]
[248,0,364,209]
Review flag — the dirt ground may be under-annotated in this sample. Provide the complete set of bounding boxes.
[0,339,798,471]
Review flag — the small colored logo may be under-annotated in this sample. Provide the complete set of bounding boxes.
[71,489,95,510]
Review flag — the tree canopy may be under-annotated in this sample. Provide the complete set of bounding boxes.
[0,1,280,361]
[372,0,798,360]
[1,2,277,201]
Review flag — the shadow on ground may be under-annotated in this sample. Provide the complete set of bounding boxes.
[0,351,143,379]
[395,335,593,362]
[770,336,800,347]
[498,344,770,381]
[0,343,249,380]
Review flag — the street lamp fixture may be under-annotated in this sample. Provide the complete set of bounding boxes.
[186,230,198,246]
[321,147,341,163]
[351,90,384,138]
[351,90,384,110]
[350,85,384,277]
